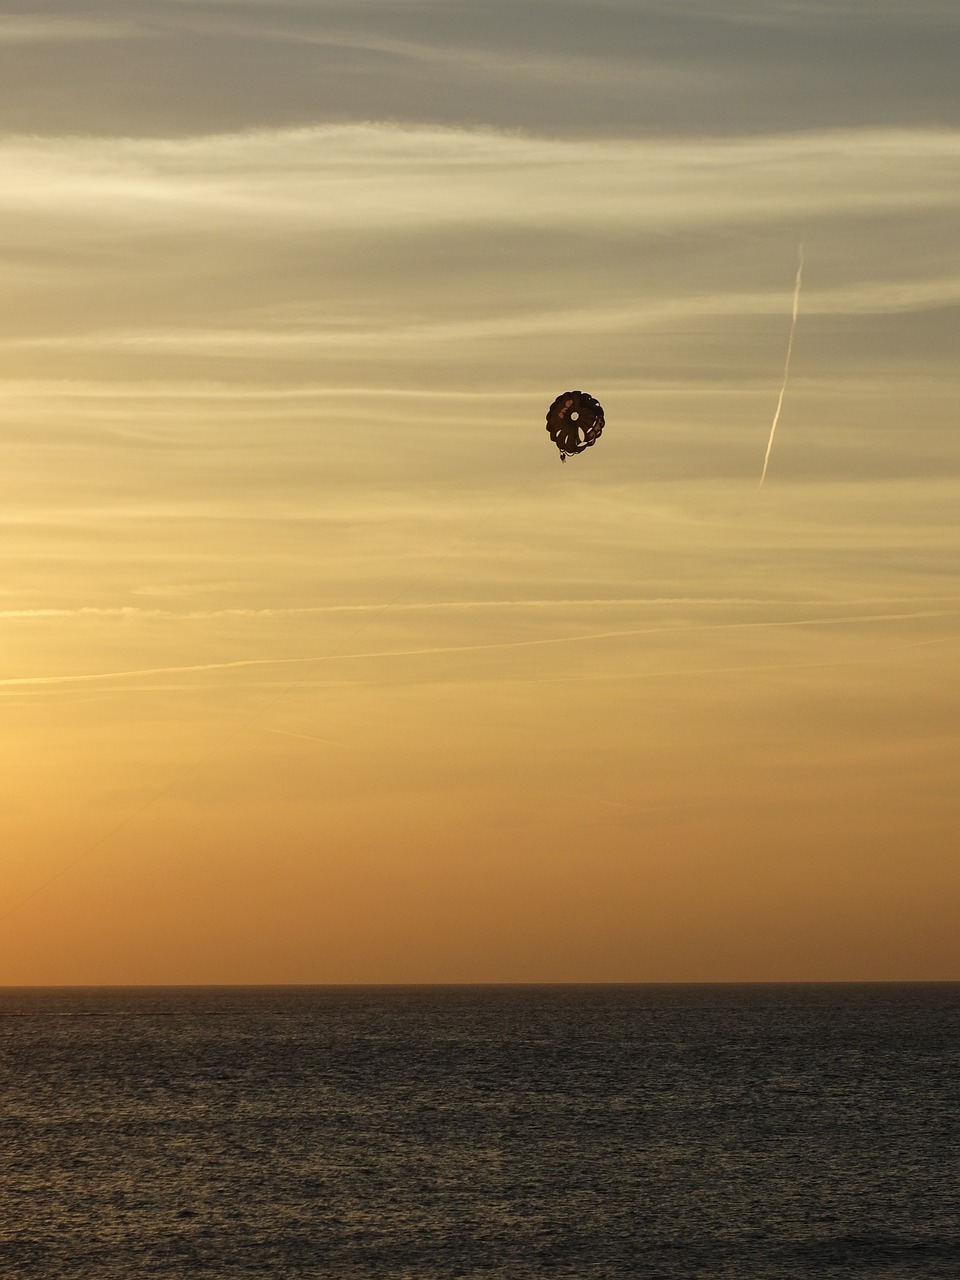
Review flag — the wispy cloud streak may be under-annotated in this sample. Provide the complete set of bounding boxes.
[9,273,960,359]
[0,17,138,44]
[3,128,959,231]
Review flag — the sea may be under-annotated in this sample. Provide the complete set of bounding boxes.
[1,984,958,1279]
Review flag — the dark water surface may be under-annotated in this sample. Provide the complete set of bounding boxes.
[2,984,958,1278]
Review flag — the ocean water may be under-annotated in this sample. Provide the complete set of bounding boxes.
[1,984,958,1278]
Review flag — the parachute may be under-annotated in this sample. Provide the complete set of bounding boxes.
[545,390,605,461]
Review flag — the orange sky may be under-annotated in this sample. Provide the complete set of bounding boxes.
[1,2,958,983]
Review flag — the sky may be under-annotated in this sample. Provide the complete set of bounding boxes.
[1,0,958,984]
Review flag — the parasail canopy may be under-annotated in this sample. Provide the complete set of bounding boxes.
[545,390,605,461]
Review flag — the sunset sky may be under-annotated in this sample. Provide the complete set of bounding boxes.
[2,0,958,984]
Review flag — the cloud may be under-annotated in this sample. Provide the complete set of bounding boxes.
[10,274,960,358]
[630,0,960,27]
[2,126,958,232]
[0,17,140,45]
[2,124,956,378]
[1,120,956,437]
[194,17,706,96]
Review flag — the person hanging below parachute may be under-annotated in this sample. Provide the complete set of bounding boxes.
[545,390,605,462]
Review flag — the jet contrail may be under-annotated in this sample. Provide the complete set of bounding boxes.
[2,608,956,689]
[264,727,353,749]
[759,243,804,489]
[6,592,955,622]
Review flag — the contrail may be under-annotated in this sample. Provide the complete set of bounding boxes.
[6,593,955,622]
[759,243,804,489]
[264,727,353,749]
[2,608,956,689]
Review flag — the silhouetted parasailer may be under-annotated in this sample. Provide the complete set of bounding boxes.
[545,390,604,462]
